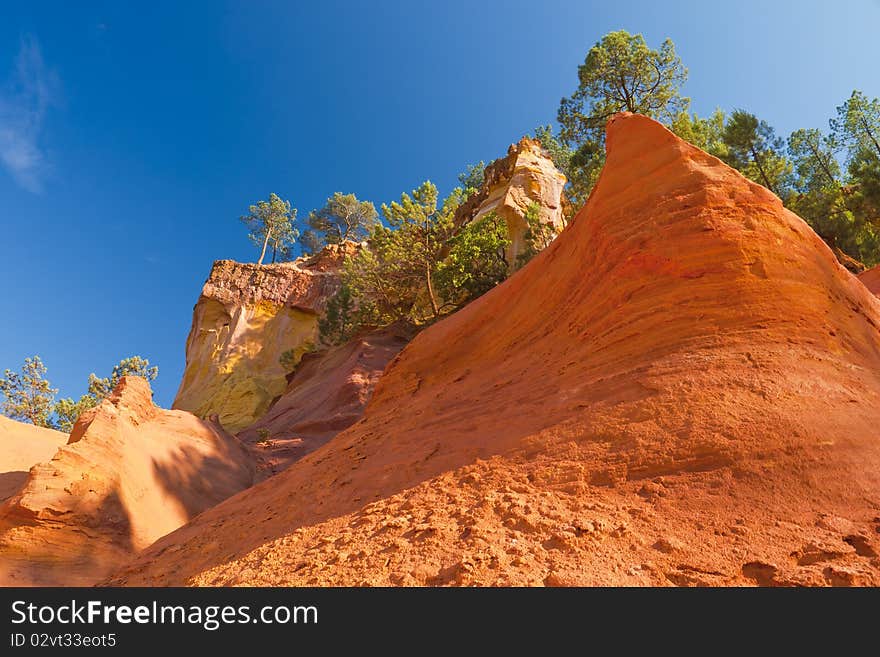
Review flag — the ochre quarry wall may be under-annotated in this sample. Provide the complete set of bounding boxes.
[454,137,567,267]
[173,243,355,432]
[238,324,412,479]
[109,115,880,587]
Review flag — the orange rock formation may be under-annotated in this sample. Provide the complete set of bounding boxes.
[108,114,880,586]
[0,377,254,585]
[238,325,412,479]
[0,416,66,502]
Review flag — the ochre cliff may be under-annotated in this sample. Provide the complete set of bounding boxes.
[109,114,880,587]
[173,243,355,432]
[238,324,412,479]
[0,377,254,585]
[0,416,66,502]
[454,137,567,266]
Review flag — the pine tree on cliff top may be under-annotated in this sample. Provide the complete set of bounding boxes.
[301,192,378,255]
[556,30,689,204]
[240,193,299,264]
[721,110,793,199]
[834,91,880,232]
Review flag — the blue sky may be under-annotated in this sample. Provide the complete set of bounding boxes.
[1,0,878,408]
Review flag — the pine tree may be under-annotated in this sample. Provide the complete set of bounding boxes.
[557,31,688,202]
[240,193,299,264]
[0,356,57,427]
[53,356,158,432]
[301,193,378,254]
[721,110,793,198]
[318,284,359,346]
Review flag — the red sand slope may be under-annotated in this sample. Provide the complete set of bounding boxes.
[238,325,411,478]
[109,114,880,586]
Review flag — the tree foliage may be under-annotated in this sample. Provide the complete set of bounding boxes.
[848,150,880,229]
[240,193,299,265]
[668,93,880,266]
[786,128,862,256]
[550,35,880,266]
[0,356,57,427]
[458,162,485,199]
[86,356,158,400]
[833,91,880,234]
[556,30,689,204]
[53,396,94,434]
[558,30,688,140]
[671,109,728,159]
[278,348,298,372]
[317,283,360,346]
[832,90,880,161]
[515,203,557,268]
[435,212,510,307]
[53,356,158,433]
[301,192,378,254]
[339,182,453,329]
[320,179,533,343]
[363,181,459,321]
[531,125,588,210]
[721,110,793,198]
[788,128,841,191]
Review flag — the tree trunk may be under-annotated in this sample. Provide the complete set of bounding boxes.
[258,229,272,265]
[272,241,277,264]
[807,138,838,187]
[425,259,439,319]
[423,217,439,319]
[859,116,880,159]
[750,144,777,196]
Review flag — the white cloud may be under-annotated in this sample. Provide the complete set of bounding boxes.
[0,35,59,192]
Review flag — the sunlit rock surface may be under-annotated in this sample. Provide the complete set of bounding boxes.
[110,115,880,586]
[0,377,253,585]
[173,243,356,431]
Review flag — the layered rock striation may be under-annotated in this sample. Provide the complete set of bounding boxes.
[110,114,880,587]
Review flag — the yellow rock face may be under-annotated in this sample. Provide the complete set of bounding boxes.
[173,245,353,432]
[174,300,317,431]
[454,137,567,267]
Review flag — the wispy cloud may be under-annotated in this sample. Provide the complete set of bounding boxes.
[0,35,59,192]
